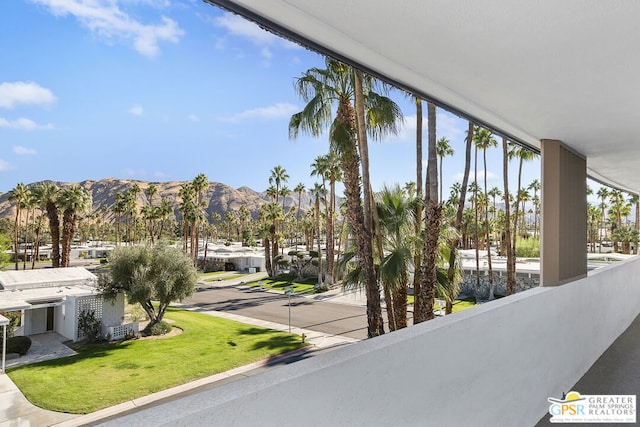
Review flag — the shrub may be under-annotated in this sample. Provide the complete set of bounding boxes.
[7,336,32,356]
[148,321,172,336]
[0,311,21,338]
[78,310,102,342]
[515,237,540,258]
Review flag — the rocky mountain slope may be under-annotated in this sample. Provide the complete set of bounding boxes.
[0,178,311,220]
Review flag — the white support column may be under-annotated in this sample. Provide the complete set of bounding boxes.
[541,139,588,286]
[0,314,8,374]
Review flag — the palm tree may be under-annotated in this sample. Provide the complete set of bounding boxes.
[596,187,610,250]
[508,143,539,260]
[377,185,413,330]
[20,191,35,270]
[528,179,541,237]
[58,185,91,267]
[9,183,29,270]
[436,137,454,202]
[415,100,441,323]
[310,183,325,287]
[146,183,158,207]
[501,138,516,295]
[290,58,402,337]
[293,182,306,250]
[262,201,283,277]
[192,173,209,261]
[412,97,424,303]
[32,182,61,267]
[474,127,498,299]
[269,165,289,206]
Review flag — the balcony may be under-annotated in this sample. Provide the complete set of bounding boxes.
[102,255,640,425]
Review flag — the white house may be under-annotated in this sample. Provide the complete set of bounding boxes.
[0,267,126,342]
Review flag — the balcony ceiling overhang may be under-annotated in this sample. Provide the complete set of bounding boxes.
[205,0,640,193]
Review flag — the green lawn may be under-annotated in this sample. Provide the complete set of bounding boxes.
[7,308,306,414]
[244,274,321,294]
[199,271,254,282]
[407,296,477,313]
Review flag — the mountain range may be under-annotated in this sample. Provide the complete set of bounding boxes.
[0,178,312,220]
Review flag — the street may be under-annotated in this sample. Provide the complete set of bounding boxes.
[182,285,374,340]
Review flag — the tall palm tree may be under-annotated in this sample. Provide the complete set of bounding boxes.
[20,191,35,270]
[596,187,609,251]
[415,100,441,323]
[262,201,283,277]
[269,165,289,206]
[310,183,325,287]
[474,127,498,299]
[436,137,454,202]
[412,98,424,303]
[9,183,29,270]
[501,138,516,295]
[58,185,91,267]
[146,183,158,207]
[192,173,209,261]
[32,182,61,267]
[290,58,402,337]
[293,182,306,250]
[528,179,541,237]
[508,143,539,260]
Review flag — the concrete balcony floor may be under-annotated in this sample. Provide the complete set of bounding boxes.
[537,313,640,425]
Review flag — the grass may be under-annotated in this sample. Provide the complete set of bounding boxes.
[244,274,322,294]
[199,271,253,282]
[407,295,477,313]
[7,307,307,414]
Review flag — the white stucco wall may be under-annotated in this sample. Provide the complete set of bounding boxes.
[101,293,125,328]
[108,255,640,426]
[29,308,47,335]
[58,299,76,341]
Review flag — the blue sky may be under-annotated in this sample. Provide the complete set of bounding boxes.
[0,0,541,198]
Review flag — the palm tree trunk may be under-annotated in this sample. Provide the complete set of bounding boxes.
[484,150,494,300]
[412,98,423,315]
[340,89,383,337]
[503,138,516,295]
[47,201,61,268]
[415,101,440,323]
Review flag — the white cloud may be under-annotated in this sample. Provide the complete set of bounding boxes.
[129,104,144,115]
[188,114,199,122]
[214,13,300,50]
[0,117,54,130]
[220,102,298,123]
[13,146,38,155]
[261,47,273,59]
[31,0,184,57]
[0,159,13,172]
[0,81,56,109]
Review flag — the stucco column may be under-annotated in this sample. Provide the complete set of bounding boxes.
[540,139,587,286]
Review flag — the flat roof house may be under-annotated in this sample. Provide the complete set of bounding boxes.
[0,267,125,343]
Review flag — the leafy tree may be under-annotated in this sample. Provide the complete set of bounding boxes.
[98,245,197,324]
[0,233,11,269]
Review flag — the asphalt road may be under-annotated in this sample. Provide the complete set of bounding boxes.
[182,285,374,340]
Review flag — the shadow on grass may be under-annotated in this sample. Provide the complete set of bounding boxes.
[238,327,305,351]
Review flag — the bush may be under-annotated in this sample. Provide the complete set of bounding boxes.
[515,237,540,258]
[147,321,172,336]
[7,336,32,356]
[78,310,102,342]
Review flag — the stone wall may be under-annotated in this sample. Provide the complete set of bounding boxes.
[460,269,539,299]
